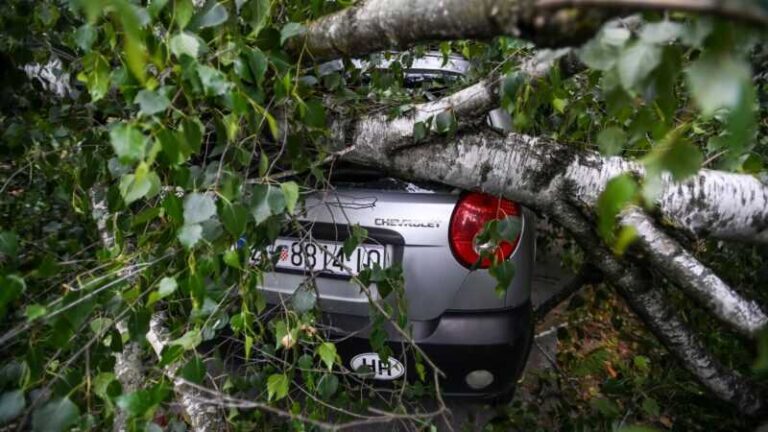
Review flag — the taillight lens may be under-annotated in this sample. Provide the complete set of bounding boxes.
[449,192,521,268]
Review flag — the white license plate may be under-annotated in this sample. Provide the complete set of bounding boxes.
[259,238,389,276]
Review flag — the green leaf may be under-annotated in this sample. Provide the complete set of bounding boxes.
[24,304,47,322]
[220,203,248,236]
[644,130,703,181]
[488,260,515,297]
[183,193,216,224]
[291,285,316,313]
[242,0,270,34]
[266,373,289,401]
[155,277,178,301]
[0,231,19,259]
[115,383,169,419]
[135,89,170,116]
[596,174,638,240]
[171,329,202,350]
[280,22,305,45]
[640,20,683,44]
[119,171,160,205]
[179,357,205,384]
[223,249,241,269]
[301,100,326,128]
[342,225,367,259]
[578,31,622,71]
[0,275,26,320]
[174,0,194,29]
[591,397,620,418]
[159,345,185,367]
[618,42,661,91]
[597,127,626,156]
[90,317,113,334]
[192,2,229,29]
[74,24,97,51]
[148,0,169,18]
[31,397,79,432]
[641,397,661,417]
[177,224,203,248]
[501,72,524,112]
[78,53,111,101]
[170,32,202,59]
[250,184,285,224]
[197,65,232,97]
[434,110,456,134]
[316,374,338,400]
[0,390,25,424]
[317,342,337,371]
[413,121,428,142]
[502,71,524,99]
[110,123,148,163]
[181,118,204,153]
[613,226,638,255]
[92,372,119,406]
[245,48,268,84]
[280,182,300,214]
[686,54,751,117]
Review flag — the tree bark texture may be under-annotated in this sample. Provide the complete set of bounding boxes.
[90,188,226,431]
[546,196,765,416]
[337,128,768,244]
[90,188,146,432]
[620,207,768,336]
[293,0,768,60]
[146,314,228,432]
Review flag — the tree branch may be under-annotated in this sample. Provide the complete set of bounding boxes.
[89,187,226,431]
[339,48,578,159]
[546,192,765,416]
[621,207,768,336]
[146,314,228,432]
[89,187,145,432]
[293,0,768,60]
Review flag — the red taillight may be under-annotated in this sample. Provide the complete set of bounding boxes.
[449,192,521,268]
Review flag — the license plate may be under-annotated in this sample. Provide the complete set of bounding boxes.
[258,238,389,276]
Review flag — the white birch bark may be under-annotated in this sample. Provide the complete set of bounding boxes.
[294,0,768,59]
[89,188,225,431]
[89,188,145,432]
[336,128,768,244]
[620,207,768,336]
[146,314,227,432]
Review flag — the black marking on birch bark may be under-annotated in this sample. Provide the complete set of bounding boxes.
[527,136,577,191]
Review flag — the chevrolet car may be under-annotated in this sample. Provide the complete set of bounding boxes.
[256,53,535,399]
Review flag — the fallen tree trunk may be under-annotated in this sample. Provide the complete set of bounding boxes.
[293,0,768,59]
[334,128,768,244]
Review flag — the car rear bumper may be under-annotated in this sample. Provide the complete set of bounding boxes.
[324,302,534,399]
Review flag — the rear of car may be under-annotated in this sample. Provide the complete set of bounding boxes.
[255,52,534,398]
[257,171,535,398]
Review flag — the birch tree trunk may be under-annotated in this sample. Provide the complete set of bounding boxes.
[293,0,768,59]
[335,128,768,244]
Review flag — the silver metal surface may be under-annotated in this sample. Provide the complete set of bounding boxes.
[259,187,535,320]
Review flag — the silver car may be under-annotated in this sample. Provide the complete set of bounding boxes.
[257,54,535,399]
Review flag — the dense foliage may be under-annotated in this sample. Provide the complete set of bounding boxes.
[0,0,767,430]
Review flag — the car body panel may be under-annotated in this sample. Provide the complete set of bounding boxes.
[258,186,534,321]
